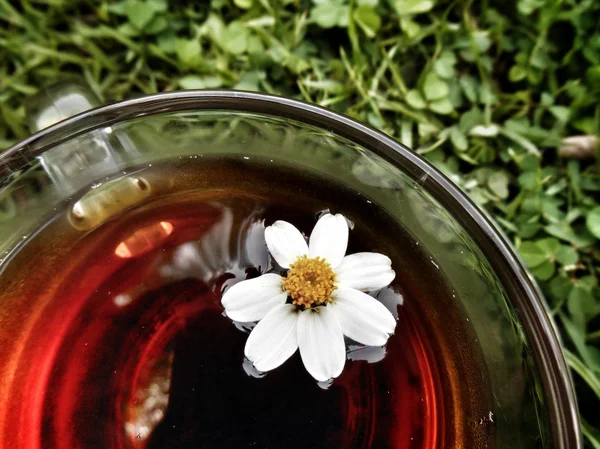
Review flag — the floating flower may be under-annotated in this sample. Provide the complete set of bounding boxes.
[221,213,397,382]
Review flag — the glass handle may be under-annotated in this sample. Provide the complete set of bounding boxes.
[24,80,123,197]
[25,79,102,133]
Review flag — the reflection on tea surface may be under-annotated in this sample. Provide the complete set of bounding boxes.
[0,158,491,449]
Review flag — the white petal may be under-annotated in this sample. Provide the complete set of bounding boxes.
[297,306,346,382]
[332,288,396,346]
[308,214,349,268]
[244,304,299,372]
[264,221,308,269]
[335,252,395,291]
[221,274,287,322]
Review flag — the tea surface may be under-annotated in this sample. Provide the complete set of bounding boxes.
[0,157,492,449]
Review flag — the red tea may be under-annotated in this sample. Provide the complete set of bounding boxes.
[0,158,492,449]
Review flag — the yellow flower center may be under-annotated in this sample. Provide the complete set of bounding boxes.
[283,255,337,308]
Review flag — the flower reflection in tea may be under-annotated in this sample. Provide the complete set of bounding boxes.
[221,213,397,382]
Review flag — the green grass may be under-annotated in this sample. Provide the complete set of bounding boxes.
[1,0,599,445]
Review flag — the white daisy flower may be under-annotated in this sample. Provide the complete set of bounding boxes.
[221,213,397,382]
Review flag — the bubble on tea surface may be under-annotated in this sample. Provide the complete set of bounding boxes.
[69,177,151,231]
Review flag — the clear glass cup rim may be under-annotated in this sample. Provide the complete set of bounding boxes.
[0,89,581,449]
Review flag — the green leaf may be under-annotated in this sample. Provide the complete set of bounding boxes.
[582,172,600,192]
[536,237,561,257]
[579,276,598,291]
[234,0,253,9]
[582,420,600,449]
[450,127,468,151]
[145,15,168,34]
[487,171,509,199]
[235,71,263,91]
[518,222,541,239]
[247,36,264,54]
[179,75,223,90]
[106,1,128,15]
[406,89,426,109]
[429,98,454,114]
[518,171,538,190]
[125,0,156,30]
[458,107,484,132]
[567,161,583,201]
[472,31,491,53]
[568,285,596,323]
[393,0,435,15]
[540,92,554,107]
[549,276,573,302]
[311,0,346,28]
[518,0,546,15]
[572,117,598,135]
[423,72,449,101]
[221,21,250,55]
[586,346,600,372]
[520,154,539,171]
[564,349,600,400]
[531,50,550,70]
[157,30,176,53]
[555,245,578,265]
[418,122,438,139]
[479,86,497,105]
[561,315,589,363]
[202,14,224,43]
[586,207,600,239]
[302,79,345,93]
[399,17,420,37]
[353,4,381,38]
[545,222,596,248]
[147,0,167,12]
[499,126,541,156]
[531,259,555,281]
[546,178,568,196]
[434,51,457,79]
[459,75,478,102]
[175,38,202,67]
[519,241,546,268]
[509,65,527,82]
[469,187,490,205]
[549,105,570,123]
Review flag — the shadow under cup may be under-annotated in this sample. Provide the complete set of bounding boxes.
[0,91,580,449]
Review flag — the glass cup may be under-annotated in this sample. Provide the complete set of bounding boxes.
[0,87,581,449]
